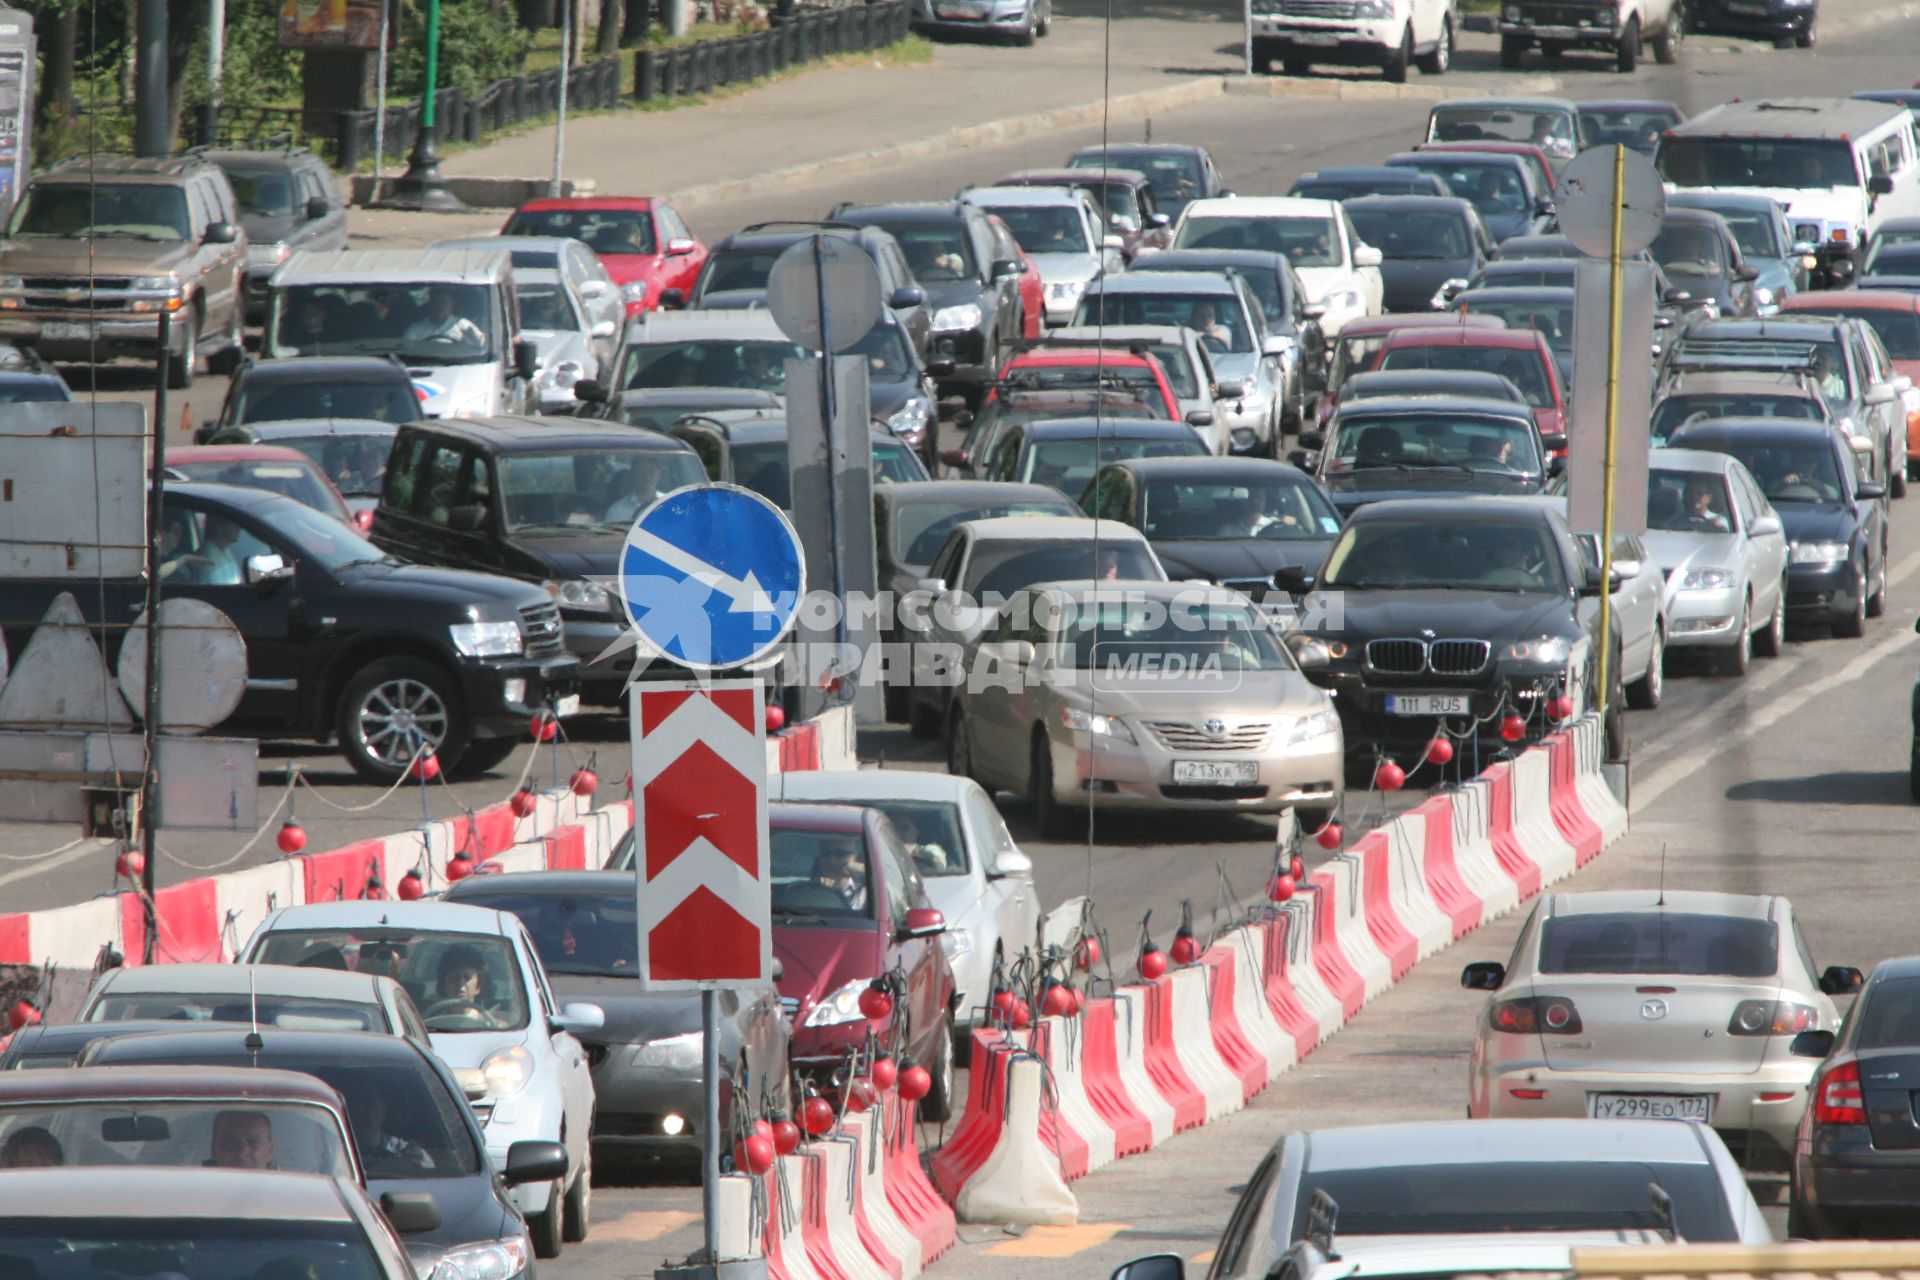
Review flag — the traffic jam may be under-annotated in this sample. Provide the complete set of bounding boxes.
[5,3,1920,1279]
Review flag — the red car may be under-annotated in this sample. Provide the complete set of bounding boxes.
[166,444,365,531]
[770,803,956,1122]
[986,214,1045,342]
[502,196,707,317]
[1316,313,1509,429]
[995,345,1181,419]
[1781,289,1920,480]
[1372,325,1566,450]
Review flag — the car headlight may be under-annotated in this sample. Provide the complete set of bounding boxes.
[1353,0,1390,15]
[542,360,583,390]
[1322,289,1363,312]
[1504,636,1572,665]
[804,979,876,1027]
[1430,279,1469,310]
[943,929,974,960]
[621,280,649,304]
[1286,708,1340,744]
[1679,568,1733,591]
[1753,286,1775,309]
[450,620,525,657]
[1060,706,1136,741]
[633,1030,703,1071]
[1791,540,1849,564]
[432,1236,532,1280]
[0,275,22,291]
[549,578,611,610]
[479,1045,533,1096]
[932,303,983,331]
[132,275,177,291]
[887,397,934,439]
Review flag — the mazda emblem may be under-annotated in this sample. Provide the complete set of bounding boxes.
[1640,999,1668,1021]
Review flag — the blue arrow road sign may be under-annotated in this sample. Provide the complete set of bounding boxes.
[618,484,806,671]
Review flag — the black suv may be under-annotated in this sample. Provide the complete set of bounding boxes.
[367,416,708,705]
[202,147,350,321]
[0,482,576,781]
[1279,496,1626,763]
[687,219,931,355]
[826,201,1028,404]
[200,355,420,440]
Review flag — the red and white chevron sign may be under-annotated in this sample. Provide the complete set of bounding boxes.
[631,679,771,989]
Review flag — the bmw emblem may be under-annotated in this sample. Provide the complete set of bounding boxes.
[1640,999,1669,1021]
[1204,718,1225,736]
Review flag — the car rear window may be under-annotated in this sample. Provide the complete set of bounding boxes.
[0,1219,388,1280]
[1378,343,1551,408]
[87,994,382,1032]
[1855,975,1920,1050]
[1538,912,1778,977]
[1293,1160,1737,1240]
[0,1100,354,1176]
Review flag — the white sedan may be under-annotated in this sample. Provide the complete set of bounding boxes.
[1643,449,1790,677]
[773,769,1040,1028]
[242,900,602,1259]
[1169,196,1382,337]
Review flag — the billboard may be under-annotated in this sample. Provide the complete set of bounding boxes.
[0,44,33,222]
[279,0,386,49]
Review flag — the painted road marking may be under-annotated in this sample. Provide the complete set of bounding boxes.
[593,1209,700,1242]
[986,1223,1128,1257]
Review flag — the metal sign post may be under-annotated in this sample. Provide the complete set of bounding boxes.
[549,0,571,198]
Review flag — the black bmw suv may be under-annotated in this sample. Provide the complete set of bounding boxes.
[1278,497,1626,764]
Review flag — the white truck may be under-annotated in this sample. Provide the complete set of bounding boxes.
[1246,0,1458,84]
[1497,0,1683,71]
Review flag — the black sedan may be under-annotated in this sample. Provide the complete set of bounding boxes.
[1692,0,1816,47]
[1344,196,1495,314]
[1384,152,1555,244]
[445,871,791,1165]
[1279,497,1625,762]
[1077,456,1340,600]
[199,355,420,442]
[0,344,71,401]
[1577,99,1686,154]
[1788,953,1920,1237]
[1287,166,1449,201]
[1065,143,1230,220]
[1667,418,1888,636]
[1652,208,1760,320]
[1296,395,1556,519]
[977,415,1210,494]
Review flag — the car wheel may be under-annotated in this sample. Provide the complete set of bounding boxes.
[1417,17,1451,73]
[907,690,944,739]
[166,308,198,390]
[920,1011,956,1123]
[1626,624,1664,710]
[1835,565,1868,638]
[1868,544,1888,618]
[336,656,470,784]
[1756,582,1786,657]
[1892,454,1909,498]
[1498,34,1525,68]
[1716,598,1752,677]
[1604,689,1629,764]
[884,679,910,724]
[1036,1,1050,35]
[946,707,975,781]
[1014,14,1035,45]
[1793,19,1814,46]
[451,735,520,777]
[1252,46,1275,73]
[1029,731,1074,839]
[210,303,245,377]
[1383,26,1411,82]
[1283,55,1312,75]
[1539,39,1567,58]
[1615,15,1639,71]
[529,1180,564,1259]
[563,1147,591,1243]
[1911,736,1920,804]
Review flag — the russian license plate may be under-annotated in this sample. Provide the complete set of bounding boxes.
[1589,1093,1712,1123]
[1385,693,1470,716]
[1172,760,1259,785]
[41,321,93,342]
[1727,1,1766,10]
[937,3,987,17]
[1294,31,1339,44]
[554,693,582,718]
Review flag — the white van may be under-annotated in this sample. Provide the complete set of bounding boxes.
[1655,98,1920,286]
[266,248,536,418]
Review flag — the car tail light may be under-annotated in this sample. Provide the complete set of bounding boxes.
[1728,1000,1819,1035]
[1813,1059,1866,1127]
[1490,996,1581,1034]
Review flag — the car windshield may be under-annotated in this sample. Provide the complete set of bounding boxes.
[1402,162,1531,224]
[1458,299,1572,349]
[1651,393,1823,442]
[1320,518,1565,592]
[1076,293,1250,354]
[1174,215,1339,268]
[170,458,347,522]
[852,323,914,380]
[984,204,1089,255]
[1695,439,1843,503]
[618,339,809,393]
[1140,345,1198,398]
[186,497,387,575]
[8,182,191,241]
[1864,243,1920,278]
[1652,223,1729,277]
[1328,413,1542,477]
[963,539,1161,597]
[248,929,530,1034]
[1020,436,1206,493]
[516,283,579,332]
[875,222,976,283]
[873,437,924,485]
[498,448,704,533]
[859,801,968,878]
[0,1101,354,1176]
[985,393,1160,436]
[1708,208,1782,258]
[230,375,418,427]
[1657,137,1861,189]
[1071,150,1205,214]
[1540,912,1779,976]
[1139,477,1343,542]
[1378,344,1551,407]
[503,207,656,254]
[1347,207,1471,260]
[0,1219,389,1280]
[1647,469,1736,533]
[271,283,500,364]
[87,993,384,1031]
[1810,307,1920,359]
[1009,360,1170,411]
[223,169,297,217]
[1857,976,1920,1050]
[771,827,876,920]
[1579,106,1680,153]
[893,499,1072,566]
[0,378,69,404]
[1430,104,1576,151]
[453,892,637,976]
[700,249,783,296]
[1329,333,1394,394]
[1056,599,1291,672]
[265,433,392,500]
[1292,1162,1736,1239]
[1476,263,1575,289]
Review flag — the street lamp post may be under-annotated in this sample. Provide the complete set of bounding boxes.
[376,0,465,211]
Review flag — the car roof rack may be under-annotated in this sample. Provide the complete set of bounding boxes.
[1012,336,1159,357]
[1665,339,1818,372]
[738,219,863,235]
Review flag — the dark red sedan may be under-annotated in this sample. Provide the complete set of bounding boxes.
[502,196,707,317]
[1373,324,1567,454]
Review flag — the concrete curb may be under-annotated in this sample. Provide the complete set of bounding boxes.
[351,175,598,210]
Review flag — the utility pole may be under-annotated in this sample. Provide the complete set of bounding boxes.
[133,0,168,157]
[376,0,466,210]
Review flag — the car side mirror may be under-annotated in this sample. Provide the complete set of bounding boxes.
[1272,564,1313,594]
[1298,429,1325,450]
[992,259,1023,280]
[1352,244,1383,268]
[1821,965,1865,995]
[1287,637,1333,668]
[591,319,616,339]
[244,553,292,584]
[1547,456,1566,479]
[772,957,784,981]
[1301,303,1327,320]
[1869,174,1895,196]
[1654,314,1674,329]
[1612,558,1642,579]
[1148,212,1171,229]
[1748,514,1782,537]
[990,849,1034,879]
[353,509,375,534]
[1102,234,1126,252]
[504,1139,570,1186]
[1663,287,1692,305]
[1262,335,1292,358]
[940,447,969,468]
[552,1002,605,1033]
[1461,961,1506,990]
[1790,1029,1836,1058]
[918,576,949,596]
[578,278,608,299]
[305,196,330,222]
[203,221,239,245]
[899,906,946,940]
[666,237,697,257]
[573,377,607,403]
[1534,196,1555,217]
[1578,563,1606,596]
[890,285,926,309]
[1607,566,1627,591]
[513,339,539,382]
[1866,384,1898,406]
[659,288,686,310]
[1539,431,1568,454]
[1215,378,1247,398]
[928,358,957,378]
[1288,449,1315,471]
[379,1192,442,1235]
[1111,1256,1185,1280]
[1736,262,1759,281]
[447,504,490,533]
[1857,480,1887,501]
[1184,409,1215,428]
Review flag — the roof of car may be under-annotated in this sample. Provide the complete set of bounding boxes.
[0,1168,365,1221]
[514,195,658,212]
[832,201,979,224]
[0,1064,349,1107]
[773,771,982,804]
[1098,456,1314,483]
[1297,165,1420,181]
[1684,317,1845,339]
[1580,98,1684,114]
[1647,447,1748,476]
[1339,314,1507,338]
[1667,191,1787,218]
[1181,195,1339,219]
[960,185,1087,208]
[445,870,637,898]
[398,415,696,453]
[707,221,885,251]
[1301,1118,1712,1172]
[1086,271,1239,296]
[204,147,325,169]
[1380,326,1545,350]
[1782,290,1920,315]
[433,235,582,257]
[237,419,399,439]
[1001,167,1152,187]
[170,443,317,466]
[877,480,1076,507]
[626,310,791,342]
[1341,194,1478,215]
[259,899,517,933]
[1662,208,1728,229]
[716,418,897,448]
[1010,346,1159,368]
[239,356,410,384]
[1455,285,1578,304]
[1128,249,1291,274]
[92,962,395,1000]
[276,248,511,285]
[959,515,1150,543]
[1343,369,1524,396]
[1658,369,1820,394]
[1299,1232,1670,1277]
[1022,417,1198,442]
[1332,395,1537,421]
[85,1027,432,1066]
[1388,150,1527,170]
[1050,324,1194,346]
[1668,417,1843,446]
[1069,143,1209,160]
[1,1018,207,1059]
[1871,954,1920,980]
[1678,97,1908,140]
[1346,497,1558,526]
[1030,579,1251,606]
[768,801,871,833]
[1544,889,1774,919]
[1433,95,1579,114]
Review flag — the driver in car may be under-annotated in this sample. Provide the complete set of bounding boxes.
[430,946,498,1024]
[405,289,486,346]
[1684,478,1732,532]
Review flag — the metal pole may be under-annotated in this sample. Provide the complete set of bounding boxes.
[376,0,465,211]
[141,312,170,963]
[549,0,571,197]
[133,0,168,157]
[812,234,848,700]
[205,0,225,145]
[700,987,721,1261]
[1596,144,1625,722]
[372,0,392,202]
